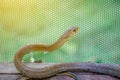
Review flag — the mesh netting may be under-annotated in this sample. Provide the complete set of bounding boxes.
[0,0,120,63]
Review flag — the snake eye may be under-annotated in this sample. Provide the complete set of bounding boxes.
[73,29,76,32]
[73,28,77,32]
[73,27,78,32]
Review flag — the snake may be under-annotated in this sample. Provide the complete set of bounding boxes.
[14,27,80,79]
[14,26,120,79]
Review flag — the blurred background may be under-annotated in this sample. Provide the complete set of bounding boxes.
[0,0,120,63]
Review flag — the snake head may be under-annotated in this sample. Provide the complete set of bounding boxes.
[70,26,79,34]
[61,26,79,40]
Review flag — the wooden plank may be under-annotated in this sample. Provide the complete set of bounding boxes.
[0,74,21,80]
[0,62,119,80]
[0,62,57,73]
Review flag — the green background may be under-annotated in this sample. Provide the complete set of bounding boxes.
[0,0,120,63]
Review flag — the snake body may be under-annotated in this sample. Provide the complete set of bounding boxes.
[14,27,120,79]
[14,27,79,78]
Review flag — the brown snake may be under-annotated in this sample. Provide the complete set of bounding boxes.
[14,27,120,79]
[14,27,80,79]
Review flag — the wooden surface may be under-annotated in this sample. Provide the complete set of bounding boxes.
[0,62,119,80]
[0,62,56,73]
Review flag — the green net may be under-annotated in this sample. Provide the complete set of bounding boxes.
[0,0,120,63]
